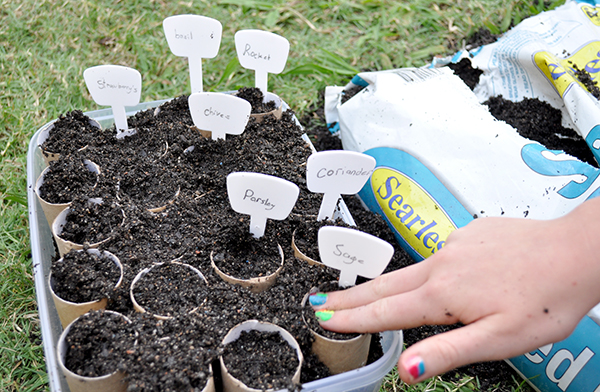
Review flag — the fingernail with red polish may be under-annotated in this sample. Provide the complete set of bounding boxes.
[405,356,426,380]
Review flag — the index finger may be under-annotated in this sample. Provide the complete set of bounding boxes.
[309,260,430,311]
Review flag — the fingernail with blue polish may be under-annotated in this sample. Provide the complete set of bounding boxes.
[309,292,328,306]
[315,310,334,322]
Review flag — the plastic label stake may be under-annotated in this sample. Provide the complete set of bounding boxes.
[234,29,289,94]
[188,93,251,140]
[83,65,142,138]
[163,15,223,94]
[318,226,394,287]
[306,151,376,221]
[227,172,300,238]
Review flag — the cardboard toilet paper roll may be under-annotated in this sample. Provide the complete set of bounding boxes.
[130,260,208,320]
[35,159,100,227]
[220,320,303,392]
[248,92,283,123]
[210,244,284,294]
[56,311,131,392]
[301,290,371,374]
[37,118,100,165]
[49,249,123,328]
[291,229,325,267]
[51,198,124,257]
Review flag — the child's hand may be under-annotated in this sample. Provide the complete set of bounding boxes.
[309,199,600,383]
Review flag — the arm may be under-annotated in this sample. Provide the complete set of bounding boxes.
[310,197,600,383]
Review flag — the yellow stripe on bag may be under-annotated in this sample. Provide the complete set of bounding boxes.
[371,168,456,258]
[534,41,600,97]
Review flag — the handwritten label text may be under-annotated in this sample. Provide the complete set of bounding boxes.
[243,189,275,210]
[333,244,365,265]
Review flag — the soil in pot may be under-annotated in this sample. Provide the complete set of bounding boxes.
[40,110,103,156]
[63,310,136,378]
[222,329,300,391]
[118,163,180,211]
[38,155,98,204]
[51,249,120,303]
[236,87,277,114]
[211,222,282,281]
[58,196,124,245]
[123,313,217,392]
[131,261,208,318]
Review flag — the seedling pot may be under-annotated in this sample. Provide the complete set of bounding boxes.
[301,287,371,374]
[37,118,100,165]
[210,244,284,293]
[35,159,100,227]
[220,320,303,392]
[117,175,180,213]
[51,198,124,257]
[130,260,208,320]
[49,249,123,328]
[249,92,283,123]
[291,229,324,267]
[57,311,132,392]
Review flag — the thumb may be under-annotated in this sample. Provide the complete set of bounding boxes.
[397,318,513,384]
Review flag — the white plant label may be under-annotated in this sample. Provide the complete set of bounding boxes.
[188,93,251,140]
[227,172,299,238]
[318,226,394,287]
[234,29,289,94]
[83,65,142,138]
[163,15,223,93]
[306,151,376,221]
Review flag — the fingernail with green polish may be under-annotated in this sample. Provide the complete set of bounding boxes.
[315,310,334,322]
[309,292,328,306]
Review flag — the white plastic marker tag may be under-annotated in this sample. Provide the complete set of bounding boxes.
[188,93,251,140]
[227,172,300,238]
[83,65,142,138]
[306,151,376,221]
[318,226,394,287]
[234,29,290,94]
[163,15,223,94]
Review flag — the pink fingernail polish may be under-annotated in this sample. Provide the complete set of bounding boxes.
[405,356,425,380]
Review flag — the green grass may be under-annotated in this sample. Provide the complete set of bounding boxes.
[0,0,564,390]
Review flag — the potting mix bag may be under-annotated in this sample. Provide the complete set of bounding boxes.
[324,1,600,391]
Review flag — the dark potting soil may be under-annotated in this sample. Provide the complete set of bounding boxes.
[51,249,120,303]
[64,310,136,378]
[40,110,103,156]
[236,86,278,113]
[211,221,283,280]
[292,216,350,262]
[448,58,483,91]
[484,95,598,167]
[131,261,208,317]
[38,155,98,204]
[58,196,124,244]
[47,88,407,390]
[464,27,499,49]
[124,313,216,392]
[222,329,300,391]
[118,163,180,210]
[572,62,600,99]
